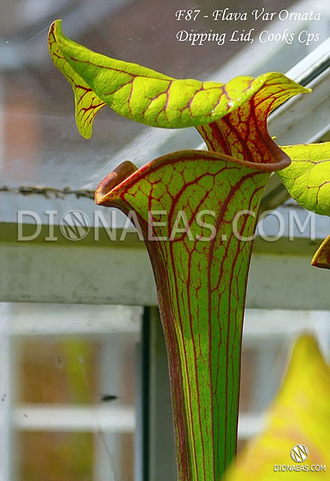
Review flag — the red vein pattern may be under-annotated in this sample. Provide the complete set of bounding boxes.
[47,19,313,481]
[48,23,106,139]
[48,20,309,136]
[279,143,330,216]
[95,150,289,480]
[196,83,296,165]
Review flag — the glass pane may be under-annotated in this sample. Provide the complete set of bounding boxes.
[0,303,142,481]
[1,0,329,189]
[238,308,330,442]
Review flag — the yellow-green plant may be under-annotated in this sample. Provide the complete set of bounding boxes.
[226,335,330,480]
[48,20,330,480]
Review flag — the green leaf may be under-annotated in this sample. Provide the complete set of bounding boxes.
[226,335,330,481]
[312,235,330,269]
[48,18,323,481]
[279,143,330,216]
[48,21,106,139]
[48,20,309,137]
[94,149,285,480]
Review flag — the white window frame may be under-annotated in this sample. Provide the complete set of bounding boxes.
[1,35,329,481]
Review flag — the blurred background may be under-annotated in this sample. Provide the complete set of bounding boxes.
[1,0,329,189]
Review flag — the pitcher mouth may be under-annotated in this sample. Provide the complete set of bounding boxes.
[94,160,138,206]
[94,149,291,207]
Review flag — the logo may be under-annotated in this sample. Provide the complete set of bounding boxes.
[290,445,309,463]
[60,210,90,241]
